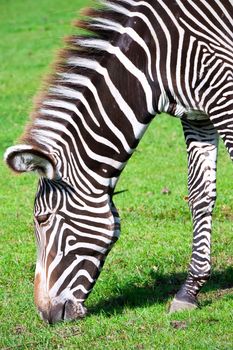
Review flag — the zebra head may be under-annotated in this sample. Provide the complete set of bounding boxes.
[4,144,118,323]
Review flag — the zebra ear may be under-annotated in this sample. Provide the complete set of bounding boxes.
[4,145,59,180]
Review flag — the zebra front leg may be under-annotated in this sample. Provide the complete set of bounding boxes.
[170,119,218,313]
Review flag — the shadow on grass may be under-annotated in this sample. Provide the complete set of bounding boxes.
[90,267,233,316]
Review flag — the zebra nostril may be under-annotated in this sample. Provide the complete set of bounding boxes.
[63,300,87,321]
[39,310,53,324]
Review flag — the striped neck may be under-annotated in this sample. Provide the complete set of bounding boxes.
[21,14,157,192]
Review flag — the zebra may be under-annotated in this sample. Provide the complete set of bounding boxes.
[4,0,233,323]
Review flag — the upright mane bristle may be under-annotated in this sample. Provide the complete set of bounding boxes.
[21,1,117,144]
[79,7,97,18]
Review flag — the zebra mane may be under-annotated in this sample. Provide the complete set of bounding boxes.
[21,0,132,149]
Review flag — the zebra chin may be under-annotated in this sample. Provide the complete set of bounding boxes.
[38,300,87,324]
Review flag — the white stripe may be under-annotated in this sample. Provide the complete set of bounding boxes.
[65,241,107,256]
[70,220,114,237]
[67,269,94,289]
[185,36,197,108]
[70,284,90,295]
[63,224,112,243]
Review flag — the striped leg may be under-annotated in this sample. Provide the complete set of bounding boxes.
[170,119,218,312]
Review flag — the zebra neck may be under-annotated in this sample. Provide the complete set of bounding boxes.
[23,89,151,194]
[22,61,156,191]
[20,0,167,192]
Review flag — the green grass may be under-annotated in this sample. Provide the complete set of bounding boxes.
[0,1,233,349]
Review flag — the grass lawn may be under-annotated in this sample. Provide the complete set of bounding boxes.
[0,1,233,349]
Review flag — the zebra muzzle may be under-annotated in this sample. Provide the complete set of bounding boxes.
[39,300,87,324]
[63,300,87,321]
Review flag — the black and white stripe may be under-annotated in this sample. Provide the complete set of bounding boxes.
[4,0,233,322]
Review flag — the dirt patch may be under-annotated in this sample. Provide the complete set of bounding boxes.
[13,325,27,335]
[170,320,187,330]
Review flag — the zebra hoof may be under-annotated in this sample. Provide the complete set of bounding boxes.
[169,298,198,313]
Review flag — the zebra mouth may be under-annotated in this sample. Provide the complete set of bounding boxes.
[39,300,87,324]
[63,300,87,321]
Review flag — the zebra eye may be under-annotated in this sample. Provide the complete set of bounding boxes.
[36,213,51,225]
